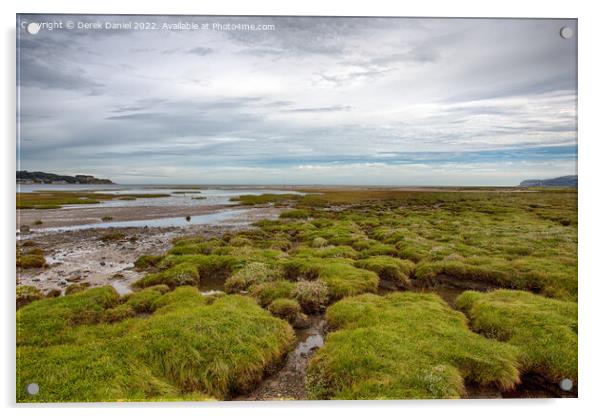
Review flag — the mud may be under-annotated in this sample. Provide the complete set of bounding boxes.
[18,203,237,230]
[17,206,282,295]
[238,315,325,401]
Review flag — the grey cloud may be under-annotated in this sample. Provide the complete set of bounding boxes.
[187,46,213,56]
[284,105,352,113]
[17,15,577,185]
[18,55,104,92]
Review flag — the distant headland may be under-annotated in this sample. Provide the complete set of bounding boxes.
[17,171,114,185]
[519,175,577,187]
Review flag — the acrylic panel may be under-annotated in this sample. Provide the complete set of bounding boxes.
[16,14,577,402]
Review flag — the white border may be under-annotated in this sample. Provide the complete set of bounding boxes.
[2,1,601,415]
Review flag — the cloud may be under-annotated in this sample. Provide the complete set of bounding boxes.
[187,46,213,56]
[16,15,577,185]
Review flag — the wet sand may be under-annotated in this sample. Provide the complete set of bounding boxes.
[17,206,282,295]
[17,203,237,230]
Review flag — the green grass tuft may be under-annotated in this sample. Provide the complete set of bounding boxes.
[268,298,301,323]
[17,287,294,402]
[307,292,520,399]
[16,285,43,309]
[456,289,577,383]
[354,256,415,288]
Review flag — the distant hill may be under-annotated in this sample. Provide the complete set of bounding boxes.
[519,175,577,187]
[17,171,114,185]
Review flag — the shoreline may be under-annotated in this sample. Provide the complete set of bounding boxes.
[17,203,239,230]
[16,205,283,295]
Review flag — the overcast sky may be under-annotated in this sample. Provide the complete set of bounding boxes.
[17,15,577,185]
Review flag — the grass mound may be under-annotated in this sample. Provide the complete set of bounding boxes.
[281,257,378,300]
[307,292,520,399]
[292,280,329,314]
[317,262,379,300]
[224,262,278,293]
[251,280,296,307]
[16,285,43,309]
[354,256,415,288]
[268,298,301,323]
[17,286,294,402]
[134,254,164,270]
[456,289,577,383]
[134,254,243,289]
[16,244,47,269]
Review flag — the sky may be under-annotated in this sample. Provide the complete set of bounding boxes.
[17,15,577,185]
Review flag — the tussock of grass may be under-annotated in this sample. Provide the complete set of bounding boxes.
[456,290,577,383]
[16,285,43,309]
[312,237,328,248]
[307,292,520,399]
[268,298,301,323]
[224,262,278,293]
[123,285,169,313]
[280,209,311,219]
[16,253,46,269]
[133,254,245,290]
[251,280,296,307]
[281,257,378,299]
[17,286,121,347]
[317,261,379,300]
[292,245,360,259]
[64,282,91,295]
[354,256,415,288]
[134,263,200,289]
[360,242,398,257]
[292,280,329,314]
[100,231,126,242]
[134,254,164,270]
[17,287,294,402]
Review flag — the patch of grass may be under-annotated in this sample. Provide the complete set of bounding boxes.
[133,263,200,289]
[123,285,170,313]
[354,256,415,288]
[317,262,379,300]
[159,254,242,277]
[456,290,577,383]
[17,287,294,402]
[281,258,322,281]
[292,245,360,259]
[100,231,126,242]
[17,286,120,347]
[268,298,301,323]
[101,216,114,221]
[280,209,311,219]
[231,193,302,206]
[307,292,520,399]
[134,254,164,270]
[64,282,91,295]
[16,253,46,269]
[280,257,378,299]
[224,262,278,293]
[16,285,43,309]
[33,220,43,225]
[360,242,398,257]
[292,280,329,314]
[17,191,169,209]
[250,280,296,307]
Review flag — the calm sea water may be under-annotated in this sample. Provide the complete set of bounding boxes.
[18,184,302,231]
[17,184,303,209]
